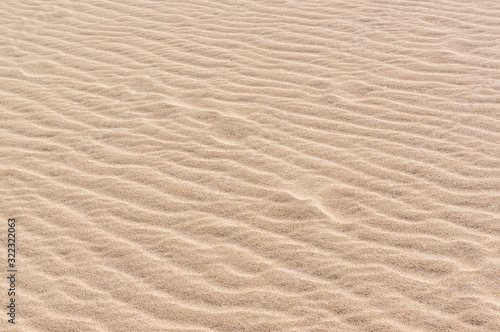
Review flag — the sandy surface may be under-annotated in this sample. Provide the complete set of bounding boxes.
[1,0,500,331]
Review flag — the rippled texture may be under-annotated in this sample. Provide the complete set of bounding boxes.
[1,0,499,331]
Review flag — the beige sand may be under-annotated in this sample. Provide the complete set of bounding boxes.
[1,0,499,331]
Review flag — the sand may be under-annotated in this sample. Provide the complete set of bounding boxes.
[1,0,499,331]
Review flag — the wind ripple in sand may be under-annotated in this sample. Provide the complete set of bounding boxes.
[1,0,499,331]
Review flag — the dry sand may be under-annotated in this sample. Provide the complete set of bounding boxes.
[1,0,500,331]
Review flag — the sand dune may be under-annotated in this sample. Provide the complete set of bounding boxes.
[1,0,499,331]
